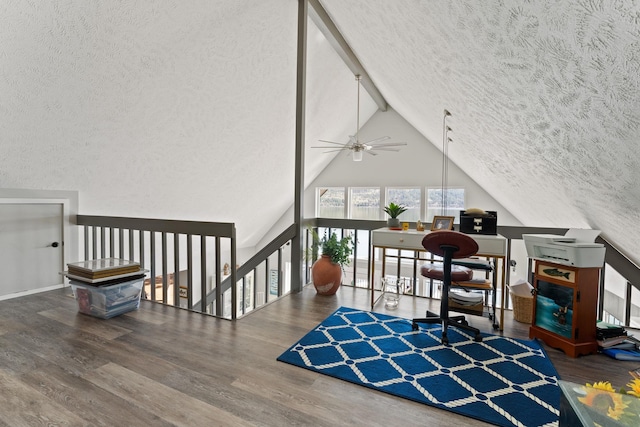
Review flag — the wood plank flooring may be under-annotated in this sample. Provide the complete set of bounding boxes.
[0,285,637,426]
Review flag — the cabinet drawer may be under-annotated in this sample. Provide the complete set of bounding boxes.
[473,236,507,257]
[372,230,425,250]
[372,229,507,256]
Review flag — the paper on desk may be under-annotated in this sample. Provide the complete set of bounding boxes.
[564,228,601,243]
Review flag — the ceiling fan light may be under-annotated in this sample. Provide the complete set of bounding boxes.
[352,150,363,161]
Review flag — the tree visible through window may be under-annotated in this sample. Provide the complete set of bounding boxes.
[427,188,465,222]
[317,187,345,218]
[349,187,380,219]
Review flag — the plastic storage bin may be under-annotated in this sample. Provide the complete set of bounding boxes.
[70,276,144,319]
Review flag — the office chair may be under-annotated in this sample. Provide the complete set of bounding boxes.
[412,230,483,345]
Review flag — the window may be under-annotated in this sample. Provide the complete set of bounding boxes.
[426,188,465,222]
[317,187,345,218]
[349,187,380,219]
[602,264,630,325]
[631,286,640,328]
[386,187,421,221]
[315,186,464,222]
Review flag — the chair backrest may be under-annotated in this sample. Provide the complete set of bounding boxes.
[421,230,478,259]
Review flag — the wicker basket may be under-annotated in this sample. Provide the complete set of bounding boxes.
[509,289,533,324]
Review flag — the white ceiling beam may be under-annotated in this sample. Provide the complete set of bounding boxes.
[308,0,388,111]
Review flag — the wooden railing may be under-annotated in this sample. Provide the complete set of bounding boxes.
[76,215,243,318]
[75,216,303,320]
[74,215,640,326]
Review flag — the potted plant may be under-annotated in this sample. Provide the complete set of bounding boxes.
[310,230,354,296]
[384,202,408,229]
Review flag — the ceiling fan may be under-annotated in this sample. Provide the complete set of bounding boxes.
[312,75,406,161]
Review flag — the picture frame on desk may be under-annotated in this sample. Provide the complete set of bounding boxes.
[431,216,455,231]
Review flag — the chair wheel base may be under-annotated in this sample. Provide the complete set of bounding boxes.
[411,322,419,331]
[474,335,483,342]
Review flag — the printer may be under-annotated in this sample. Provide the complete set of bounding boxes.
[523,229,605,268]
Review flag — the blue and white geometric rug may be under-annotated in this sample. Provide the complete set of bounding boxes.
[277,307,560,427]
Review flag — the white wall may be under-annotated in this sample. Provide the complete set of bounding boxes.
[303,107,521,224]
[259,106,522,250]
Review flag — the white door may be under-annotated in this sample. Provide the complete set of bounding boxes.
[0,203,64,297]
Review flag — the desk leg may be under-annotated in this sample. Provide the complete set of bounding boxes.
[371,247,386,310]
[486,256,501,330]
[370,247,376,309]
[499,256,506,331]
[490,257,498,329]
[381,248,386,281]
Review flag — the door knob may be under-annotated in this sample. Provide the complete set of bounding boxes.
[51,242,59,248]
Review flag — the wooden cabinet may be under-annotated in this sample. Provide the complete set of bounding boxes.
[529,260,600,357]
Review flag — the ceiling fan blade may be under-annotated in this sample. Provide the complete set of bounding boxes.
[314,148,349,153]
[362,135,390,144]
[365,150,378,156]
[369,147,402,152]
[311,145,350,149]
[366,141,407,148]
[317,139,351,146]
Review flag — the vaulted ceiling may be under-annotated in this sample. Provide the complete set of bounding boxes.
[319,0,640,266]
[1,1,639,267]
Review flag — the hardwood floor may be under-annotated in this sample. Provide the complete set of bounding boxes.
[0,284,637,426]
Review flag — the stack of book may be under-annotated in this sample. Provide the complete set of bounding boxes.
[597,321,630,348]
[597,321,640,361]
[66,258,143,284]
[448,289,484,314]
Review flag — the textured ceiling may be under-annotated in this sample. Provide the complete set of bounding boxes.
[1,0,639,266]
[321,0,640,265]
[0,0,375,247]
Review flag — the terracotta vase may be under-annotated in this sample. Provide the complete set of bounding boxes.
[311,255,343,296]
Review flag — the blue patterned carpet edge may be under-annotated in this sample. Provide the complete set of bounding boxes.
[277,307,560,427]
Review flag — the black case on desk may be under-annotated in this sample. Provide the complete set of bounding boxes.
[459,210,497,235]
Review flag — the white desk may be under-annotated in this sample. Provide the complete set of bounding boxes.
[371,228,508,330]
